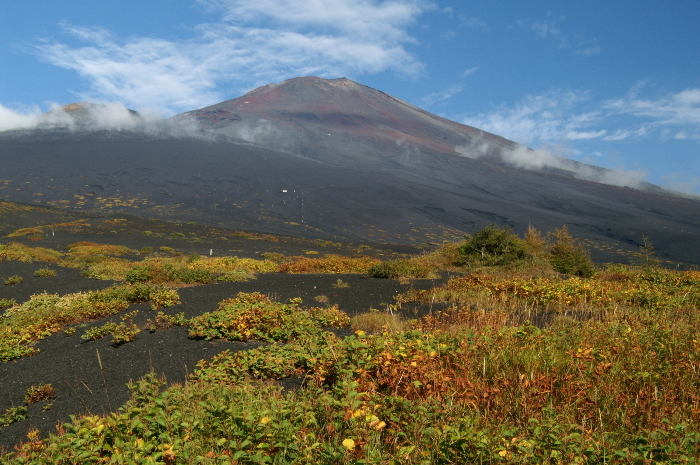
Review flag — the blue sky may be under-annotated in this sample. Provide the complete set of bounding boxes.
[1,0,699,193]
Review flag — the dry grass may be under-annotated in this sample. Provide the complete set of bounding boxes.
[351,310,411,333]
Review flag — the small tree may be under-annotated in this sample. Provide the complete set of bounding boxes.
[631,234,660,269]
[548,226,595,277]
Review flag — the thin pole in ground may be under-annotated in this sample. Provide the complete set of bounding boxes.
[96,349,113,412]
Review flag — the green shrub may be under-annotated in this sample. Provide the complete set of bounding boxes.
[188,292,339,343]
[82,322,118,341]
[111,322,140,345]
[548,226,595,277]
[332,278,350,288]
[125,265,152,284]
[0,406,27,426]
[4,275,23,285]
[173,268,213,284]
[0,298,16,309]
[459,224,529,266]
[34,268,57,278]
[150,287,181,310]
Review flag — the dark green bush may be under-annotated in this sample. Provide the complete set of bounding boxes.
[459,224,529,266]
[125,265,152,284]
[548,226,595,277]
[172,268,213,284]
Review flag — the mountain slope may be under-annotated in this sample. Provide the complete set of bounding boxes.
[0,77,699,264]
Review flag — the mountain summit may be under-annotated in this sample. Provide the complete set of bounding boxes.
[177,76,513,165]
[1,76,699,263]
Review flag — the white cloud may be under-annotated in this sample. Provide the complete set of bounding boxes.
[31,0,430,115]
[604,87,700,127]
[455,139,648,190]
[517,13,600,56]
[421,84,463,107]
[460,67,478,78]
[462,89,603,146]
[199,0,427,42]
[0,102,173,133]
[463,84,700,148]
[0,105,42,131]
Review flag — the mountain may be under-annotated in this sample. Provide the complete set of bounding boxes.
[1,76,700,264]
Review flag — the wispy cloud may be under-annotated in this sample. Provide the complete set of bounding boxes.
[603,87,700,140]
[462,89,603,146]
[460,67,478,78]
[420,67,478,108]
[30,0,431,114]
[517,13,601,56]
[463,84,700,147]
[459,84,700,193]
[458,15,488,31]
[421,84,464,107]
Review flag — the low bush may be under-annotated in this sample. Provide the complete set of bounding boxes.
[24,384,55,405]
[33,268,57,278]
[0,406,27,427]
[81,322,118,341]
[188,292,348,343]
[4,275,23,285]
[459,224,530,266]
[365,259,433,279]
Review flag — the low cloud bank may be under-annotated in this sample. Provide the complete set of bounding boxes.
[455,140,648,190]
[0,102,201,136]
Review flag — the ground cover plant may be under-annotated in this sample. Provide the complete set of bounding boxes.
[188,292,349,343]
[278,255,380,274]
[0,284,180,361]
[3,225,700,462]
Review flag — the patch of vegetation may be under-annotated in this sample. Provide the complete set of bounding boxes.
[67,241,134,258]
[279,255,380,274]
[0,298,16,309]
[365,258,435,279]
[4,275,23,285]
[33,268,57,278]
[350,309,410,333]
[188,292,348,343]
[459,224,530,266]
[81,322,118,341]
[548,226,595,277]
[0,406,27,427]
[332,278,350,288]
[0,242,63,263]
[24,384,55,405]
[4,224,700,462]
[0,284,180,361]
